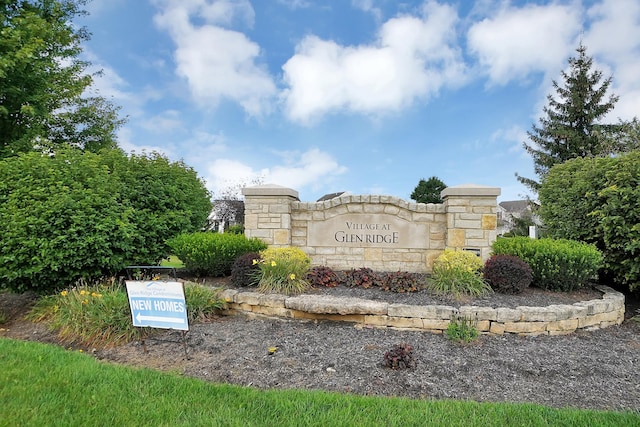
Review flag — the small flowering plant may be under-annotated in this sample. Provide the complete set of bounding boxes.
[255,247,311,295]
[429,249,492,298]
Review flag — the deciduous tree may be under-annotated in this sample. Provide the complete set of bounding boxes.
[0,0,124,159]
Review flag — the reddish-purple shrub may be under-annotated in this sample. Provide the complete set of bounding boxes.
[383,343,416,369]
[305,266,340,288]
[230,252,261,287]
[483,254,533,294]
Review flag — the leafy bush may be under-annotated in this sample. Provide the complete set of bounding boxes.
[226,224,244,235]
[305,266,341,288]
[342,268,383,289]
[429,249,492,298]
[382,343,416,369]
[230,252,262,287]
[492,237,602,291]
[167,232,267,277]
[380,271,425,293]
[539,152,640,291]
[28,280,225,347]
[183,283,227,322]
[0,149,211,293]
[446,316,479,343]
[256,247,311,295]
[483,255,533,294]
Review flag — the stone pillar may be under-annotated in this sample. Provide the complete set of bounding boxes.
[442,184,500,261]
[241,184,299,247]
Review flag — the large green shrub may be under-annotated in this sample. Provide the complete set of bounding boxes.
[491,237,602,291]
[0,149,211,293]
[539,152,640,291]
[167,232,267,277]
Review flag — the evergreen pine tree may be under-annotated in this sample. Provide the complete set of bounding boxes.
[410,176,446,204]
[517,44,619,192]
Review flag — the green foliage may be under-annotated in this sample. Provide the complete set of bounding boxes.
[491,237,602,292]
[0,0,124,158]
[0,149,133,292]
[28,279,141,347]
[305,266,341,288]
[230,252,262,287]
[167,232,267,277]
[410,176,446,204]
[382,343,416,370]
[517,44,620,192]
[446,316,479,344]
[483,255,533,294]
[28,279,225,347]
[101,149,212,266]
[379,271,426,293]
[256,247,311,295]
[226,224,245,235]
[0,148,211,293]
[429,249,492,298]
[183,283,226,323]
[539,152,640,291]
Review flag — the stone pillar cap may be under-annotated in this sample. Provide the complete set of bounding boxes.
[441,184,501,198]
[242,184,299,199]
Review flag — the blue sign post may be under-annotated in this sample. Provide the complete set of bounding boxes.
[126,281,189,331]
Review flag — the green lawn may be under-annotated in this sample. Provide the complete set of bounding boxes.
[1,339,637,427]
[160,255,184,268]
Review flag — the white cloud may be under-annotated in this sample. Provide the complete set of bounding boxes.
[467,3,582,85]
[153,0,276,116]
[281,1,467,124]
[585,0,640,121]
[491,124,528,154]
[205,148,347,198]
[139,110,185,133]
[352,0,383,22]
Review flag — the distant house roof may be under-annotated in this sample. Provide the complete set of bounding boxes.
[499,200,535,213]
[316,192,347,202]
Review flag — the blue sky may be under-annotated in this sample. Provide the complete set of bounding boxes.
[77,0,640,202]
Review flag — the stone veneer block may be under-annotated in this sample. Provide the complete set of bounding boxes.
[233,292,263,305]
[518,306,558,322]
[458,306,497,321]
[502,321,547,334]
[496,307,522,322]
[388,304,456,319]
[285,295,388,315]
[482,214,497,230]
[421,319,451,330]
[449,229,466,247]
[220,289,239,302]
[258,293,288,308]
[384,316,424,329]
[546,318,579,332]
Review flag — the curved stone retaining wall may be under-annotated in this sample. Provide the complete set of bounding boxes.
[219,285,625,336]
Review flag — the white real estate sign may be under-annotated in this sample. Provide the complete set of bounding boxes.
[126,281,188,331]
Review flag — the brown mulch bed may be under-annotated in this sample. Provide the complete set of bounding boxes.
[2,283,640,412]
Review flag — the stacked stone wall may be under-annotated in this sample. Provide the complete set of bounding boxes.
[243,184,500,273]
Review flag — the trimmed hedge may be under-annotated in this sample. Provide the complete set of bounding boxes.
[491,237,602,291]
[167,232,267,277]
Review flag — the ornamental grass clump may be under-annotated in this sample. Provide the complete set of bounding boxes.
[255,247,311,295]
[28,279,226,347]
[429,249,492,298]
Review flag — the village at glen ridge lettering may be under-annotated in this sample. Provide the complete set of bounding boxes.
[335,221,399,244]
